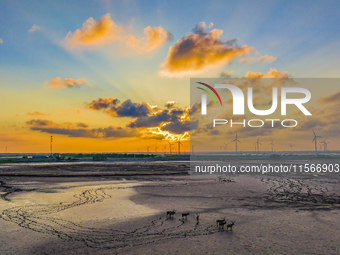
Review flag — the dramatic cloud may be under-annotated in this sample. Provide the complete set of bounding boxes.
[87,98,152,117]
[159,22,254,77]
[244,68,288,78]
[127,109,182,128]
[45,77,90,89]
[28,24,41,33]
[165,101,178,108]
[26,111,51,116]
[62,13,171,52]
[127,107,195,134]
[87,97,195,139]
[161,119,194,134]
[316,91,340,104]
[26,119,138,138]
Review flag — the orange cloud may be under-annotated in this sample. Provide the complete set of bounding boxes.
[45,77,90,89]
[256,55,277,63]
[127,26,172,53]
[87,97,120,110]
[239,55,277,64]
[244,68,288,78]
[239,57,255,63]
[26,111,51,116]
[0,38,3,44]
[159,22,254,77]
[63,13,171,52]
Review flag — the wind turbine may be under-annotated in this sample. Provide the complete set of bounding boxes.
[155,146,158,153]
[255,137,262,153]
[253,142,257,153]
[176,138,183,155]
[163,145,167,155]
[231,133,241,155]
[269,140,274,153]
[312,130,321,155]
[320,139,329,152]
[168,141,173,155]
[224,142,229,152]
[289,143,294,152]
[146,146,150,153]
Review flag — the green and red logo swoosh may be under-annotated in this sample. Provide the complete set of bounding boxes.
[196,82,223,106]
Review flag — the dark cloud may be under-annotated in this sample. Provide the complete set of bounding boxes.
[165,101,178,109]
[87,98,152,117]
[127,108,184,128]
[87,97,120,110]
[108,99,151,117]
[161,120,195,134]
[26,119,139,138]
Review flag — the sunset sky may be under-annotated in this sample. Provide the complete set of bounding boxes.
[1,0,340,153]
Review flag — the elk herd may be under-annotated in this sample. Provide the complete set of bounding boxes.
[166,210,235,231]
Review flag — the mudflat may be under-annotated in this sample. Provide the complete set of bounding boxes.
[0,162,339,254]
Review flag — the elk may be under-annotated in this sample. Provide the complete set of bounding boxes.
[226,221,235,231]
[166,209,176,218]
[216,217,226,229]
[195,214,200,224]
[182,212,190,219]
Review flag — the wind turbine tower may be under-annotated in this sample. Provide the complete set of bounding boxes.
[312,130,321,155]
[176,138,183,155]
[168,142,172,155]
[231,133,241,155]
[50,136,53,156]
[320,139,329,152]
[224,142,229,152]
[255,137,262,153]
[269,140,274,153]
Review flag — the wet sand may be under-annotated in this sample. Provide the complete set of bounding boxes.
[0,162,340,254]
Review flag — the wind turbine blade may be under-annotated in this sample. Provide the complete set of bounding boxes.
[312,130,316,136]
